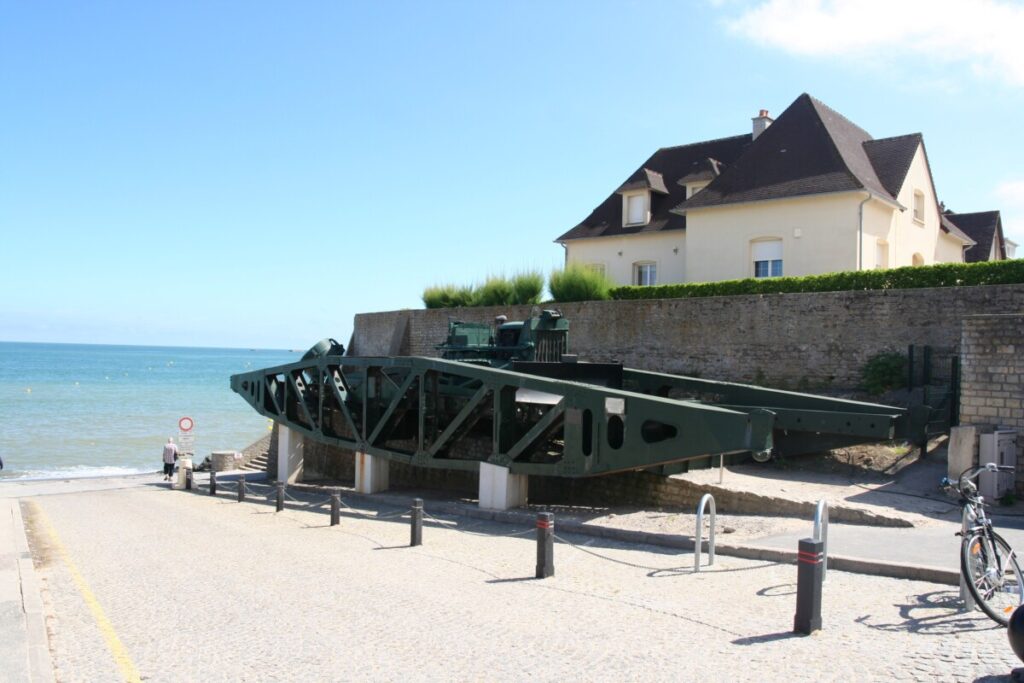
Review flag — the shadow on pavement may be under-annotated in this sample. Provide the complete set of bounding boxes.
[855,590,1001,635]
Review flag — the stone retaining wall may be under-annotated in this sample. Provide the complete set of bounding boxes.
[959,314,1024,492]
[351,284,1024,389]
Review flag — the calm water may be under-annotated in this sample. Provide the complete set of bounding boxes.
[0,342,296,480]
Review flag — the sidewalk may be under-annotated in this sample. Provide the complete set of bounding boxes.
[1,498,54,683]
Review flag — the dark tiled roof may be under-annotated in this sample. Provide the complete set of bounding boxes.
[678,157,723,184]
[616,168,669,194]
[678,94,896,212]
[863,134,922,198]
[939,214,977,246]
[945,211,1004,262]
[555,135,751,241]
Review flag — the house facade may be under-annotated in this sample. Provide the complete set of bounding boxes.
[556,94,1004,287]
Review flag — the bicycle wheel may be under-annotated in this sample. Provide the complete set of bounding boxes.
[961,530,1024,626]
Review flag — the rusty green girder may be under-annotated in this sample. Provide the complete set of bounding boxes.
[230,352,929,478]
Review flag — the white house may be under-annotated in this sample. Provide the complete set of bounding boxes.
[556,94,1010,287]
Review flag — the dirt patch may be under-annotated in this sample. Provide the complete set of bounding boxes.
[771,439,938,480]
[20,500,58,570]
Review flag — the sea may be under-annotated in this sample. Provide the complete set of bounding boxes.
[0,341,297,481]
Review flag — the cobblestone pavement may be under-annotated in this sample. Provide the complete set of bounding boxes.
[21,480,1024,682]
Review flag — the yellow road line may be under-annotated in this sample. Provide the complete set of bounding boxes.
[30,502,142,683]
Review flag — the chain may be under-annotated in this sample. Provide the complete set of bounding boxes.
[421,510,534,538]
[552,532,688,572]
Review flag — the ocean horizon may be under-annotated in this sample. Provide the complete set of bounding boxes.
[0,341,297,481]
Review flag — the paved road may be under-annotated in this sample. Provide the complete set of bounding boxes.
[14,478,1024,682]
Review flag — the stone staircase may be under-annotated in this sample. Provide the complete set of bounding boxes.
[243,451,269,472]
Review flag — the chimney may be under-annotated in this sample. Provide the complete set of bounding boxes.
[752,109,773,140]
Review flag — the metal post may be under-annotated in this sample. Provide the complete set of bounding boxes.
[536,512,554,579]
[185,468,192,491]
[209,470,217,496]
[907,344,915,389]
[923,345,933,386]
[411,498,423,546]
[813,499,829,583]
[276,482,285,512]
[960,506,977,611]
[694,493,716,572]
[718,454,724,485]
[330,490,341,526]
[950,356,961,428]
[237,474,246,503]
[794,537,824,634]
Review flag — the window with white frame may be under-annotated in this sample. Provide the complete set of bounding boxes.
[633,261,657,286]
[913,190,925,223]
[585,263,605,278]
[752,239,783,278]
[623,192,649,226]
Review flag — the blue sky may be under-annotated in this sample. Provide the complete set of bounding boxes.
[2,0,1023,350]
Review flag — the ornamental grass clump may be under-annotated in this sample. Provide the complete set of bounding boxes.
[549,264,614,302]
[511,270,544,305]
[422,284,475,309]
[473,276,517,307]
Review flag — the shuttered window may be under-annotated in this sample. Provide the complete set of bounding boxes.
[752,239,783,278]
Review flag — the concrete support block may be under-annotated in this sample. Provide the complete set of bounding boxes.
[277,425,304,485]
[478,462,528,510]
[355,451,389,494]
[948,425,978,481]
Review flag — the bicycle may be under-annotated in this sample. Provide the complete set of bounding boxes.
[941,463,1024,626]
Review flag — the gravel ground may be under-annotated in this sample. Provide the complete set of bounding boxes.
[20,480,1023,682]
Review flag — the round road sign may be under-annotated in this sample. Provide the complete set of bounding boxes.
[178,416,194,432]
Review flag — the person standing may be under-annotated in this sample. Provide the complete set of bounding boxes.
[162,438,178,481]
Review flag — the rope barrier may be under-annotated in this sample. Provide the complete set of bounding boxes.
[421,510,534,538]
[552,532,690,573]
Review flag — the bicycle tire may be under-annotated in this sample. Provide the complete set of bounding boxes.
[960,530,1024,626]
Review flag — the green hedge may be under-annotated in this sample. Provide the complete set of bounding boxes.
[610,260,1024,301]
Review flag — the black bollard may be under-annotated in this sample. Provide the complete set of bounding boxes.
[276,482,285,513]
[536,512,554,579]
[237,473,246,503]
[411,498,423,547]
[209,470,217,496]
[794,537,824,634]
[330,491,341,526]
[185,468,192,491]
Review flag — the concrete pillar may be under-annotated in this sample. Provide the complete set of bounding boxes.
[478,462,528,510]
[354,451,389,494]
[277,425,304,485]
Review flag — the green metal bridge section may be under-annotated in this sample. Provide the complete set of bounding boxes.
[230,327,930,479]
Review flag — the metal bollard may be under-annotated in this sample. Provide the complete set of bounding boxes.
[536,512,554,579]
[794,537,824,635]
[411,498,423,546]
[330,491,341,526]
[185,468,192,491]
[276,482,285,513]
[209,470,217,496]
[238,473,246,503]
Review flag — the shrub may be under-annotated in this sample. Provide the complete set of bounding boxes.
[609,259,1024,301]
[511,270,544,305]
[861,352,907,395]
[422,284,475,309]
[549,264,615,302]
[473,276,516,307]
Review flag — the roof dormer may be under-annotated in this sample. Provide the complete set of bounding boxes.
[616,168,668,227]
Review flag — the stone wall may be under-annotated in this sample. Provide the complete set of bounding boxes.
[351,284,1024,390]
[959,314,1024,492]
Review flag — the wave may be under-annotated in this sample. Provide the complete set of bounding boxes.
[0,465,158,482]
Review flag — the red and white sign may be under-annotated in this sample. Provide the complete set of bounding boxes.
[178,416,194,432]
